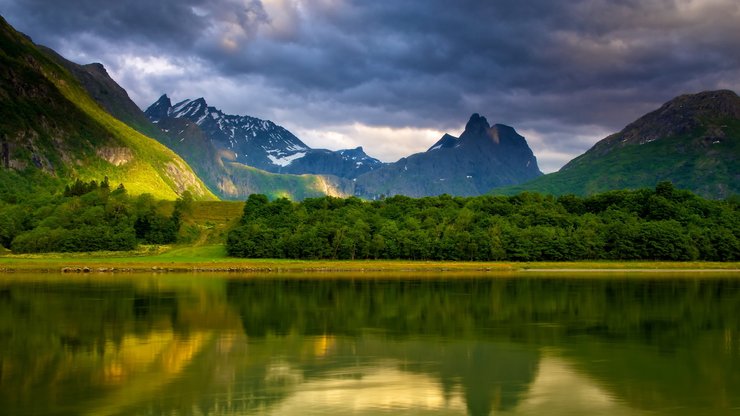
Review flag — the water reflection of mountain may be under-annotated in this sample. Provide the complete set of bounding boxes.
[0,275,737,415]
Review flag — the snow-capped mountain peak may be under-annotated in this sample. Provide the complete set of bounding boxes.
[145,95,310,170]
[145,94,386,178]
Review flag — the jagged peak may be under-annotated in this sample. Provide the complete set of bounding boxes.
[428,133,459,151]
[144,94,173,121]
[155,93,171,107]
[464,113,491,134]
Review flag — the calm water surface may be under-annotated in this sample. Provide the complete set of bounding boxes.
[0,272,738,415]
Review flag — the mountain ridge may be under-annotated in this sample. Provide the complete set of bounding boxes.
[145,94,384,179]
[0,15,215,200]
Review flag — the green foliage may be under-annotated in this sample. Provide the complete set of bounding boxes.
[3,178,186,253]
[226,184,739,261]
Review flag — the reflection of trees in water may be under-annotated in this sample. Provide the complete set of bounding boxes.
[225,277,740,414]
[0,276,738,415]
[225,277,740,344]
[0,281,186,415]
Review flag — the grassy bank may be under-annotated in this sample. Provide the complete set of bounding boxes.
[0,244,738,273]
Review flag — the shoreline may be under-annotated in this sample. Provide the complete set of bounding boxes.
[1,245,738,274]
[1,259,738,275]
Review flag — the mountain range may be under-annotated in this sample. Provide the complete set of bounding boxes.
[144,95,543,199]
[0,15,736,201]
[145,94,542,199]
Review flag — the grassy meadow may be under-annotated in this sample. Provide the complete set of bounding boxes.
[1,243,738,273]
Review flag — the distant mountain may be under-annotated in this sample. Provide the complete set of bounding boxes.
[501,90,740,198]
[146,95,309,171]
[149,113,353,200]
[354,114,542,198]
[146,95,384,178]
[0,16,214,200]
[282,146,382,178]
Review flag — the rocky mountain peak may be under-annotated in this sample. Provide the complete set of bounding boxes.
[145,94,173,122]
[354,113,542,198]
[464,113,491,136]
[156,93,171,104]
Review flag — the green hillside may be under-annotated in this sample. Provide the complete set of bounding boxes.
[0,16,215,200]
[498,91,740,199]
[225,163,352,200]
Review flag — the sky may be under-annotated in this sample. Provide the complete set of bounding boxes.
[1,0,739,172]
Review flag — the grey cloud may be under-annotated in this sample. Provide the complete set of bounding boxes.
[1,0,738,167]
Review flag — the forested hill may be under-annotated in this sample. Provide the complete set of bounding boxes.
[227,182,739,261]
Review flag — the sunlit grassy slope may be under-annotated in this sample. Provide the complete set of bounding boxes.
[58,80,218,199]
[0,16,216,200]
[225,163,351,200]
[170,200,245,245]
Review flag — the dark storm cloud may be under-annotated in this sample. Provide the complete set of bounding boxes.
[1,0,267,50]
[1,0,738,169]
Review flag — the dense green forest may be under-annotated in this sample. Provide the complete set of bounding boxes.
[2,176,738,260]
[227,182,739,261]
[0,177,188,253]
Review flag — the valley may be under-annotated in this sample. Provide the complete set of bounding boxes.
[0,14,737,263]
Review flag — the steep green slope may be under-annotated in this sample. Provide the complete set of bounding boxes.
[45,60,353,201]
[499,90,739,199]
[0,16,215,200]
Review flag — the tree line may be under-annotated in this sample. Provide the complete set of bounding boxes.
[0,178,190,253]
[227,182,739,261]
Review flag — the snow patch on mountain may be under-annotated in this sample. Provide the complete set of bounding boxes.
[267,152,306,167]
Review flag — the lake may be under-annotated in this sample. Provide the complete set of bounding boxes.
[0,272,738,415]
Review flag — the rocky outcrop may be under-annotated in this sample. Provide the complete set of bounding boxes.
[96,147,133,166]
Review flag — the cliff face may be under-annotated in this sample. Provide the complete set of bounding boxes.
[354,114,542,198]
